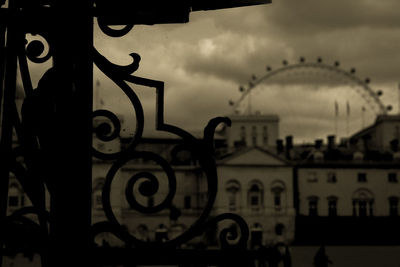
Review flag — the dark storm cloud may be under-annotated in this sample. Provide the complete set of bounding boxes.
[211,0,400,34]
[264,0,400,33]
[183,0,400,85]
[89,1,400,142]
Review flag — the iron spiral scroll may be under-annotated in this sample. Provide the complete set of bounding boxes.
[0,3,258,266]
[0,8,54,264]
[91,21,251,251]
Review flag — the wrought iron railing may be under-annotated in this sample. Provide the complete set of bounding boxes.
[0,1,283,266]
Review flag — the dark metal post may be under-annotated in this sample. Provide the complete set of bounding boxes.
[49,1,93,266]
[0,1,19,265]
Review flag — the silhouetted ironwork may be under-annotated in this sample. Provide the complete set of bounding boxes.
[0,1,274,267]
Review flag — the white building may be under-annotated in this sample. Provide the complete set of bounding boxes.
[225,114,279,150]
[216,147,295,245]
[350,115,400,152]
[297,163,400,217]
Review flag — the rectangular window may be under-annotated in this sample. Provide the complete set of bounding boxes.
[263,126,268,146]
[388,173,398,183]
[358,173,367,182]
[327,172,337,183]
[307,172,318,183]
[240,126,246,142]
[251,126,257,146]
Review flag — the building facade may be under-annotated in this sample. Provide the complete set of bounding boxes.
[216,147,295,246]
[6,113,400,249]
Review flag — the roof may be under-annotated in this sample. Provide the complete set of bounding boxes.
[217,146,290,166]
[295,160,400,169]
[349,123,375,140]
[351,115,400,140]
[227,113,279,123]
[120,129,226,140]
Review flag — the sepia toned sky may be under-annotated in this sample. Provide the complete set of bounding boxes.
[28,0,400,143]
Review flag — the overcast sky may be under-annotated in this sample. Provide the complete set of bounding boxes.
[28,0,400,143]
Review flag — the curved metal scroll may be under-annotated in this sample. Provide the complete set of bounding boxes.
[91,22,250,250]
[0,11,252,267]
[0,15,53,265]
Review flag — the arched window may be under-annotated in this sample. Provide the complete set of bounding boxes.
[248,181,263,211]
[8,181,24,210]
[307,196,319,216]
[352,188,374,217]
[270,180,285,211]
[327,196,338,216]
[93,178,105,210]
[226,180,240,211]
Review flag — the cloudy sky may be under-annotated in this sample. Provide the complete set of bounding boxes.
[28,0,400,143]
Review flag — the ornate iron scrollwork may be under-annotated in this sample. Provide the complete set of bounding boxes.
[0,3,53,263]
[0,3,262,266]
[91,21,251,252]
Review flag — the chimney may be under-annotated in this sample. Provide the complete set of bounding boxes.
[327,135,335,150]
[362,134,371,151]
[276,139,284,155]
[315,139,323,149]
[285,136,293,159]
[349,138,358,150]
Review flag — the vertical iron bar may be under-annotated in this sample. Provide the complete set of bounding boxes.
[0,13,6,267]
[49,1,93,267]
[0,2,18,266]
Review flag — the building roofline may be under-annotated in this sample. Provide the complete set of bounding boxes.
[351,115,400,140]
[227,113,279,122]
[295,161,400,169]
[217,146,290,165]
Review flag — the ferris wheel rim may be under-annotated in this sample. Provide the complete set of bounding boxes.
[232,60,388,115]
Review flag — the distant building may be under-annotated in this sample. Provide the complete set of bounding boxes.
[6,112,400,249]
[293,125,400,245]
[350,115,400,152]
[216,147,295,246]
[225,114,279,150]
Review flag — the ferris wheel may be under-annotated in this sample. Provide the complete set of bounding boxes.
[229,57,392,142]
